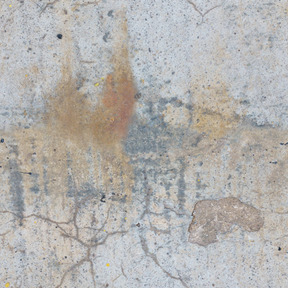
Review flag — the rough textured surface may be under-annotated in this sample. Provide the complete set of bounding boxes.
[188,197,264,246]
[1,0,288,287]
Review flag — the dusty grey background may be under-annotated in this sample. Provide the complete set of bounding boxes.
[1,0,288,287]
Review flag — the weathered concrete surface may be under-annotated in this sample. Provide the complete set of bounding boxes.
[1,0,288,287]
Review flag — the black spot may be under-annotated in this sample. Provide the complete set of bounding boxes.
[100,194,106,203]
[103,32,110,43]
[269,161,278,164]
[1,138,4,143]
[134,92,142,100]
[57,34,63,39]
[278,247,282,251]
[136,223,140,227]
[108,10,114,17]
[280,142,288,146]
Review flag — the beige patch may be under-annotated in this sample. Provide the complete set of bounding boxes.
[162,104,191,128]
[188,197,264,246]
[191,77,240,139]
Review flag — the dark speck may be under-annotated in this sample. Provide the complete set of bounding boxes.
[100,194,106,203]
[103,32,110,43]
[108,10,114,17]
[57,34,63,39]
[0,138,4,143]
[136,223,140,227]
[278,247,282,251]
[134,92,141,100]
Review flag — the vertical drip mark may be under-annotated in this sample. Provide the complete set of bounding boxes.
[8,146,25,225]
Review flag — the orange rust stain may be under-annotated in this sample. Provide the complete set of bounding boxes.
[45,21,136,148]
[102,70,136,140]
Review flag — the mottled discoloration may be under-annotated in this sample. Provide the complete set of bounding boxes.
[8,157,25,225]
[191,77,241,139]
[46,22,136,147]
[3,14,135,204]
[188,197,264,246]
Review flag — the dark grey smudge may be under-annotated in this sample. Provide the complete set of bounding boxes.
[177,157,186,211]
[103,32,110,42]
[8,146,25,225]
[124,100,199,156]
[43,156,49,195]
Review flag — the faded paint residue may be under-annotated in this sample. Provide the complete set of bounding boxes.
[188,197,264,246]
[191,77,240,139]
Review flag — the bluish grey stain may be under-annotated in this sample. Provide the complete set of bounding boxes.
[42,156,49,195]
[66,152,77,198]
[177,157,186,211]
[8,146,25,225]
[30,170,39,194]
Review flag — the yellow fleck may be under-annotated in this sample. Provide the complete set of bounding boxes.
[106,263,110,267]
[25,74,28,77]
[197,179,200,182]
[124,217,127,220]
[5,283,10,288]
[34,221,37,224]
[141,79,144,84]
[101,77,105,80]
[103,229,106,232]
[94,83,99,87]
[9,5,12,7]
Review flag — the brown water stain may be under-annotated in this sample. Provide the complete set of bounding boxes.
[45,21,136,148]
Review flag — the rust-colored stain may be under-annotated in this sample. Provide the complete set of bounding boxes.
[46,21,136,147]
[2,15,136,207]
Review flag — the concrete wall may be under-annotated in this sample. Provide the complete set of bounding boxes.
[0,0,288,287]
